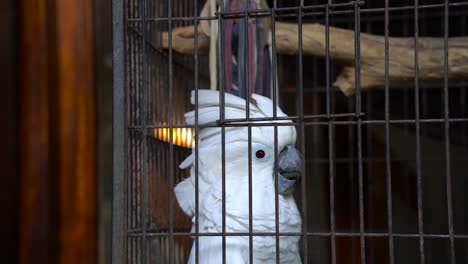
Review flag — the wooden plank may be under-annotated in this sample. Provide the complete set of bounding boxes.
[19,0,96,262]
[19,0,51,262]
[53,0,96,263]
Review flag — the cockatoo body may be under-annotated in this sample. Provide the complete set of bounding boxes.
[175,90,302,263]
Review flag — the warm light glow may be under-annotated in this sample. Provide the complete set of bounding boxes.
[153,126,194,148]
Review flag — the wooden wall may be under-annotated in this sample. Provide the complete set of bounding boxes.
[18,0,97,263]
[0,0,19,263]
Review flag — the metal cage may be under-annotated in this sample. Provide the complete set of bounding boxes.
[113,0,468,263]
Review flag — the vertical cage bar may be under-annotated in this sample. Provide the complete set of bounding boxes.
[297,1,306,264]
[347,85,357,263]
[353,2,365,264]
[140,0,149,262]
[271,4,278,115]
[461,13,467,142]
[245,5,254,259]
[414,1,425,263]
[364,6,374,261]
[112,0,127,262]
[325,2,331,118]
[270,3,281,263]
[325,3,336,264]
[274,124,280,263]
[246,6,253,262]
[420,6,428,123]
[244,5,250,105]
[383,0,394,264]
[460,2,467,228]
[402,0,410,123]
[217,4,227,263]
[248,122,253,264]
[193,0,200,262]
[167,0,175,262]
[443,1,456,263]
[401,5,411,263]
[243,3,254,261]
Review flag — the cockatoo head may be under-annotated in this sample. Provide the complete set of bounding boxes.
[181,90,302,195]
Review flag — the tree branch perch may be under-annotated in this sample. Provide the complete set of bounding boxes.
[162,22,468,96]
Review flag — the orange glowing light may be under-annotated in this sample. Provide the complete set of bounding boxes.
[153,126,194,148]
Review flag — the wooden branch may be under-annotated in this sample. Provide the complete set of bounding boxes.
[162,22,468,96]
[162,25,210,55]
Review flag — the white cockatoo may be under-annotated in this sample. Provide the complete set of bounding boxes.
[175,90,302,263]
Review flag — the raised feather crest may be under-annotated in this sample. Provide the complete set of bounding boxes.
[180,90,296,169]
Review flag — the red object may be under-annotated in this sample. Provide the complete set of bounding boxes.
[256,150,266,159]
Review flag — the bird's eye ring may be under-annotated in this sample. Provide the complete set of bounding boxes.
[255,150,266,159]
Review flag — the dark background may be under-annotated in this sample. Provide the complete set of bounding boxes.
[0,0,19,263]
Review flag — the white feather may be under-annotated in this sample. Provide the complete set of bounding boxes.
[184,107,254,125]
[251,93,287,118]
[190,90,260,112]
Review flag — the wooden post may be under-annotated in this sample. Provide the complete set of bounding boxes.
[19,0,52,262]
[19,0,96,263]
[54,0,96,263]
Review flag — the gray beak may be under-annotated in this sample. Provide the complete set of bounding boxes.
[276,145,302,195]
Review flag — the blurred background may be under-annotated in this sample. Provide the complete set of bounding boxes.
[1,0,112,263]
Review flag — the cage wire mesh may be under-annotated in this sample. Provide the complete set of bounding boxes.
[114,0,468,263]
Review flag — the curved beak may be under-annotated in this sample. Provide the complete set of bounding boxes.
[276,145,302,195]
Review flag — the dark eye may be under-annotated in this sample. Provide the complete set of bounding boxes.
[255,150,266,159]
[253,145,270,162]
